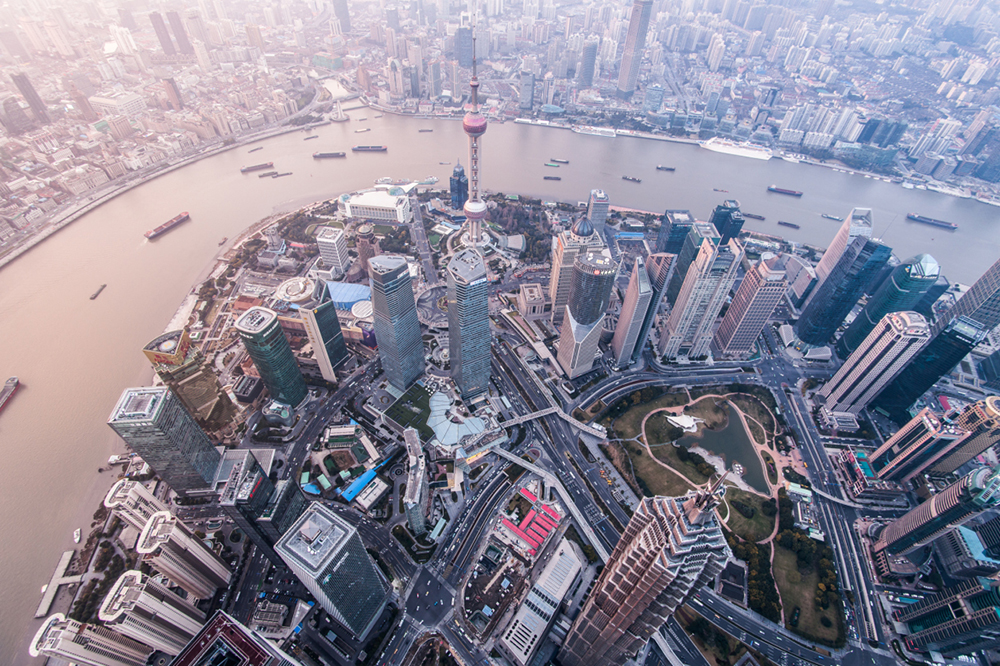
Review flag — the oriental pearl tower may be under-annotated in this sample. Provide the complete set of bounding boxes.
[462,30,488,247]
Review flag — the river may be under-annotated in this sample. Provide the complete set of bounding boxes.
[4,108,999,662]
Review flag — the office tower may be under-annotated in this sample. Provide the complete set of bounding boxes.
[149,12,176,55]
[276,503,390,640]
[300,299,349,382]
[713,256,786,358]
[497,539,584,666]
[665,221,718,307]
[31,613,152,666]
[559,483,731,666]
[892,578,1000,658]
[932,255,1000,337]
[448,249,491,400]
[870,409,969,483]
[978,515,1000,558]
[795,236,891,346]
[245,23,265,51]
[2,96,33,133]
[557,252,617,378]
[612,257,653,368]
[403,428,428,534]
[708,199,744,244]
[137,511,232,599]
[643,83,665,113]
[11,72,48,124]
[587,189,611,237]
[108,387,221,495]
[872,316,989,420]
[819,312,929,414]
[355,224,381,274]
[874,465,1000,555]
[837,254,940,356]
[221,450,280,564]
[450,162,468,210]
[462,36,488,246]
[171,610,304,665]
[369,256,424,391]
[661,237,743,360]
[332,0,351,32]
[519,70,534,110]
[166,11,194,54]
[931,397,1000,474]
[616,0,653,99]
[162,78,183,111]
[234,307,308,407]
[103,480,168,533]
[549,218,604,325]
[316,226,350,276]
[578,37,598,87]
[813,207,874,286]
[632,253,675,364]
[98,570,205,654]
[915,273,951,320]
[143,329,236,431]
[933,526,1000,579]
[656,209,694,254]
[456,26,473,67]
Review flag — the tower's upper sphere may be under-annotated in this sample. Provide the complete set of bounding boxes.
[463,111,488,137]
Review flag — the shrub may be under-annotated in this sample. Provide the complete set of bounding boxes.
[732,499,756,519]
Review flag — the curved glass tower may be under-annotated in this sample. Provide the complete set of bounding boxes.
[234,307,308,406]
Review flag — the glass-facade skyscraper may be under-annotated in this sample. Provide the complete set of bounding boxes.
[300,297,349,383]
[708,199,744,244]
[108,387,221,495]
[447,249,491,400]
[796,236,891,346]
[932,254,1000,336]
[632,253,675,364]
[615,0,653,99]
[369,255,424,391]
[656,210,694,254]
[234,306,308,406]
[837,254,940,356]
[449,163,468,210]
[557,252,617,378]
[893,578,1000,658]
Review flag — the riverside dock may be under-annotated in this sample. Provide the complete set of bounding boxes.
[36,551,82,617]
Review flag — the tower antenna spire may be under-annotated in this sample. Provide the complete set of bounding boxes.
[461,10,488,248]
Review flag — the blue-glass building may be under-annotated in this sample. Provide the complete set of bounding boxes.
[450,163,468,210]
[447,249,491,400]
[708,199,744,244]
[234,307,308,406]
[369,255,424,391]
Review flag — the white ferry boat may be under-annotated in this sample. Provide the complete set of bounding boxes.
[700,137,772,161]
[571,125,616,138]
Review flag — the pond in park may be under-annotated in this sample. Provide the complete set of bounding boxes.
[676,404,768,493]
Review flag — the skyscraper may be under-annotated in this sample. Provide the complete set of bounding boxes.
[656,209,694,254]
[813,207,874,287]
[893,578,1000,658]
[931,397,1000,474]
[403,428,428,535]
[549,217,604,325]
[612,257,653,368]
[931,255,1000,337]
[713,255,786,358]
[300,298,349,383]
[632,253,675,363]
[103,480,169,533]
[369,255,424,391]
[276,503,390,640]
[170,610,305,666]
[450,162,468,210]
[166,11,194,54]
[11,72,48,124]
[220,450,287,564]
[143,329,236,431]
[462,31,488,246]
[235,307,308,407]
[316,226,350,277]
[98,570,205,655]
[874,465,1000,555]
[557,252,617,378]
[332,0,352,32]
[870,408,969,483]
[616,0,653,99]
[795,236,891,346]
[518,70,534,110]
[578,37,598,88]
[587,189,610,238]
[355,224,381,274]
[447,249,491,400]
[818,312,929,414]
[149,12,176,55]
[108,387,221,495]
[872,316,989,420]
[31,613,152,666]
[137,511,232,600]
[836,254,940,356]
[661,236,743,360]
[665,221,718,307]
[559,482,731,666]
[708,199,744,244]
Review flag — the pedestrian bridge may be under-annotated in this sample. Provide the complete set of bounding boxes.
[461,406,605,455]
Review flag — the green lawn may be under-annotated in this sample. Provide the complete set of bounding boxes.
[762,451,778,485]
[609,391,690,440]
[384,384,434,440]
[728,394,777,435]
[621,437,696,497]
[722,487,775,543]
[684,398,729,429]
[773,546,844,647]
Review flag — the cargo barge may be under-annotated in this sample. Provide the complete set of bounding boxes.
[656,165,675,171]
[304,135,319,140]
[248,146,263,153]
[907,213,958,230]
[352,145,388,152]
[90,284,106,300]
[419,129,434,133]
[145,212,190,239]
[743,213,765,220]
[768,185,803,196]
[622,176,641,183]
[240,162,273,173]
[544,176,562,180]
[821,213,844,221]
[777,221,800,229]
[0,377,19,413]
[258,171,277,178]
[545,162,560,167]
[313,152,346,158]
[551,158,569,164]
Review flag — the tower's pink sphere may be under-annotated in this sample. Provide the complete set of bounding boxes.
[463,112,488,137]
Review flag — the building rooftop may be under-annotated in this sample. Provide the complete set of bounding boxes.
[275,277,316,303]
[97,570,145,622]
[368,254,408,275]
[136,510,178,554]
[316,226,344,242]
[234,306,278,334]
[275,503,352,574]
[448,248,487,283]
[109,387,168,423]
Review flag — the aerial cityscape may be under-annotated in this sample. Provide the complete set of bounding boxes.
[3,0,1000,665]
